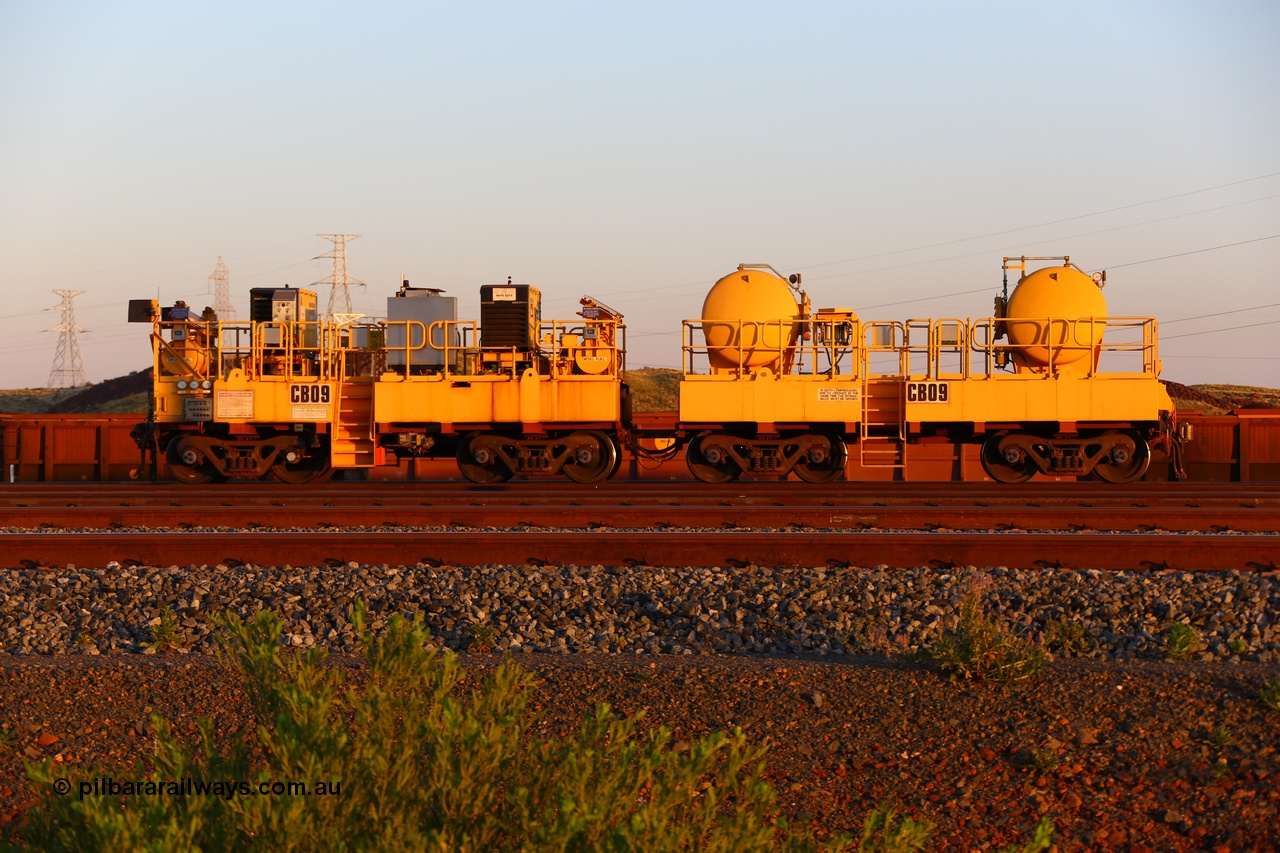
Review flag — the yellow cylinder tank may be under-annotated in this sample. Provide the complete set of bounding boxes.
[701,266,801,371]
[1005,264,1107,371]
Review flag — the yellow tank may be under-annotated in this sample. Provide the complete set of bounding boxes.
[1005,264,1107,371]
[702,266,801,371]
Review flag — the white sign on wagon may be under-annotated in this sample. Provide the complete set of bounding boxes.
[215,390,254,419]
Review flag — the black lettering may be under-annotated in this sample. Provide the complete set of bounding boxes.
[290,385,299,403]
[321,386,331,404]
[928,384,937,401]
[906,384,916,402]
[939,384,949,402]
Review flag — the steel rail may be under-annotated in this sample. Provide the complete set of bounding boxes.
[3,481,1279,508]
[1,531,1275,572]
[5,504,1280,533]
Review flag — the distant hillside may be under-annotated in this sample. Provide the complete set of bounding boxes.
[623,367,680,412]
[1164,381,1280,416]
[0,370,150,415]
[0,386,80,414]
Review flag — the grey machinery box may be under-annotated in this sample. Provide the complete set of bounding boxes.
[386,285,458,368]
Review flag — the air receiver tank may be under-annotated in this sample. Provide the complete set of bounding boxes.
[1004,262,1107,373]
[701,265,804,373]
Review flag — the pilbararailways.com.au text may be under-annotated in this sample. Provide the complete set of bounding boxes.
[57,776,342,801]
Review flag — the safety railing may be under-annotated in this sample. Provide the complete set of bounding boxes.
[863,315,1160,380]
[381,318,626,380]
[681,317,862,378]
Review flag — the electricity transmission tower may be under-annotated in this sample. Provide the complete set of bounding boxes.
[313,234,366,317]
[209,256,235,319]
[46,289,88,388]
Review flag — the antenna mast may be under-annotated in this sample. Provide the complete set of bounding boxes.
[313,234,366,317]
[46,289,88,388]
[209,256,235,319]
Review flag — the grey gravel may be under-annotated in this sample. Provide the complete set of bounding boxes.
[2,561,1277,661]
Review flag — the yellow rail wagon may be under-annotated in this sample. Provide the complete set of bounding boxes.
[130,280,626,484]
[677,257,1181,483]
[679,265,863,483]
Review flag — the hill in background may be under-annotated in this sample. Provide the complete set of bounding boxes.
[1162,381,1280,416]
[0,368,1274,417]
[0,370,151,415]
[622,367,680,412]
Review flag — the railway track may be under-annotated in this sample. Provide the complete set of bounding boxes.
[2,481,1276,571]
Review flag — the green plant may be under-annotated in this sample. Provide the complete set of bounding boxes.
[1163,622,1199,660]
[1043,616,1087,655]
[0,728,12,750]
[142,607,184,653]
[1203,728,1236,750]
[998,817,1055,853]
[15,605,861,852]
[468,623,497,653]
[924,599,1045,682]
[1020,748,1059,775]
[856,803,932,852]
[1228,638,1249,656]
[831,621,869,653]
[1259,679,1280,713]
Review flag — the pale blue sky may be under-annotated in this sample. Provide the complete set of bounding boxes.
[2,1,1277,387]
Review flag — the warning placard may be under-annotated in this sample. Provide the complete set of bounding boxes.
[215,390,254,419]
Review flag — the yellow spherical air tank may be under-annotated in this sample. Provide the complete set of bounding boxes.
[1004,263,1107,372]
[701,265,802,372]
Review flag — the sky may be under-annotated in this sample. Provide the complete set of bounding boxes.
[1,1,1278,388]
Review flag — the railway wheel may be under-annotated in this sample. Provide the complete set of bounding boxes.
[980,432,1037,484]
[456,434,515,484]
[686,432,742,484]
[271,449,333,484]
[793,436,848,483]
[1093,431,1151,484]
[563,431,618,484]
[166,438,218,485]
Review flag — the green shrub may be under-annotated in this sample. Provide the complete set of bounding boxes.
[1259,679,1280,713]
[1164,622,1199,660]
[141,607,184,653]
[467,623,497,653]
[12,605,861,852]
[924,598,1045,683]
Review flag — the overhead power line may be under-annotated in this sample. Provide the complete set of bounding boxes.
[1099,234,1280,269]
[798,169,1280,271]
[1161,318,1280,341]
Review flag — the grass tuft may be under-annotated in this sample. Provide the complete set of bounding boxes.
[1043,616,1088,656]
